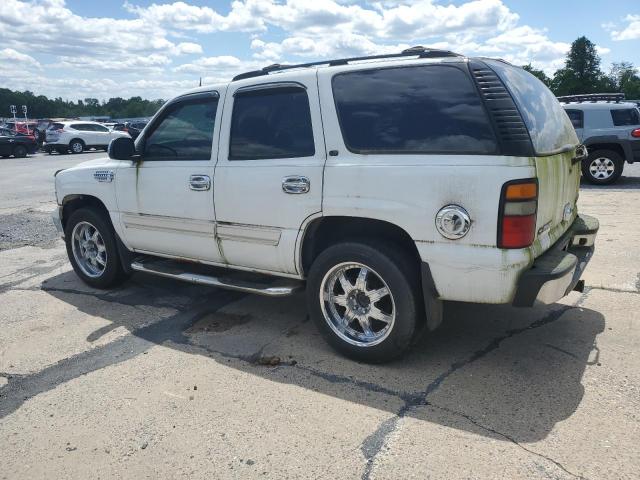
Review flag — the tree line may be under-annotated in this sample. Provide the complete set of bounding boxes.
[523,36,640,98]
[1,35,639,121]
[0,89,165,119]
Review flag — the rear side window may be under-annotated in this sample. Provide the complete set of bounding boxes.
[485,60,578,155]
[143,96,218,161]
[565,109,584,129]
[332,65,497,154]
[230,86,315,160]
[611,108,640,126]
[48,123,64,131]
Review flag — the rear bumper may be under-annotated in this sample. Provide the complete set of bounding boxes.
[512,214,599,307]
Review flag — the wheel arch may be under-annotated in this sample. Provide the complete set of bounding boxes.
[299,216,422,277]
[584,138,631,162]
[60,194,109,230]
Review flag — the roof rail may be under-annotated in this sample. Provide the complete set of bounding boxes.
[557,93,626,104]
[232,46,462,81]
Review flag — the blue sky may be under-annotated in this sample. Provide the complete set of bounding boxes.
[0,0,638,100]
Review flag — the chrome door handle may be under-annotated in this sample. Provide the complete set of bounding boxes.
[282,176,310,194]
[189,174,211,191]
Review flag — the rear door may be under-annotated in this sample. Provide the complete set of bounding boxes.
[213,70,325,274]
[486,61,580,250]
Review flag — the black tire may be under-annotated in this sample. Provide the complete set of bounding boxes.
[64,208,129,289]
[582,149,624,185]
[13,145,27,158]
[306,240,422,363]
[69,139,84,154]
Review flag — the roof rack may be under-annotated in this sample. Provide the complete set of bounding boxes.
[557,93,626,104]
[232,46,462,81]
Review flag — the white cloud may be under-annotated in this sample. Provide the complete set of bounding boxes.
[0,48,42,69]
[0,0,621,100]
[610,14,640,41]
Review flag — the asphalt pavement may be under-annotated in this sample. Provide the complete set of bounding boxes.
[1,151,639,479]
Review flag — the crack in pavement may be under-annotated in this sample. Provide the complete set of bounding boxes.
[426,402,587,480]
[360,303,575,480]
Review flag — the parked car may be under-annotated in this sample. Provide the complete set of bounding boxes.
[44,121,130,154]
[559,93,640,184]
[124,121,147,140]
[0,127,37,158]
[52,47,598,362]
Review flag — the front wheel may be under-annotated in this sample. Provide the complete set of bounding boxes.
[64,208,129,289]
[307,241,422,363]
[582,149,624,185]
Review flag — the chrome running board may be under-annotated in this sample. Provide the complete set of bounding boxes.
[131,258,302,297]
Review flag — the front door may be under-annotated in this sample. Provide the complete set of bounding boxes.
[115,90,224,263]
[214,71,325,274]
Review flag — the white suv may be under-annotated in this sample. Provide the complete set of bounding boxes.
[52,47,599,362]
[44,121,130,154]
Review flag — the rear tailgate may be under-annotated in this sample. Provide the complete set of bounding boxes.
[484,60,581,258]
[534,149,581,254]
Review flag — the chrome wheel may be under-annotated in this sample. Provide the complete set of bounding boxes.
[71,221,107,278]
[589,157,615,180]
[70,141,83,153]
[320,262,395,347]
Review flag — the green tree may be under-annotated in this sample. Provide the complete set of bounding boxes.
[522,64,552,87]
[551,36,611,95]
[608,62,640,99]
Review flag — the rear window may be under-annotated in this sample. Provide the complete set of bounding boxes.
[611,108,640,126]
[48,123,64,130]
[332,65,497,154]
[485,60,578,155]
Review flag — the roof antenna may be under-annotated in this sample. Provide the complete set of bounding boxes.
[199,77,202,87]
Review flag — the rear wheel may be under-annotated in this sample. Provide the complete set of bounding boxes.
[307,241,422,363]
[13,145,27,158]
[56,147,68,155]
[69,139,84,154]
[582,149,624,185]
[64,208,129,289]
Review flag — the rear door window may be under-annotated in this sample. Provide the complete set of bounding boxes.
[332,65,498,154]
[611,108,640,126]
[565,109,584,129]
[229,86,315,160]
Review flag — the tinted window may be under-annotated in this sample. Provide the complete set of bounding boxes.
[70,124,86,130]
[332,65,497,154]
[48,123,64,131]
[93,124,109,132]
[565,109,583,129]
[143,96,218,161]
[485,60,578,155]
[230,86,315,160]
[611,108,640,126]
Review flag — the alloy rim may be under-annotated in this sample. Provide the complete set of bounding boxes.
[320,262,395,347]
[71,221,107,278]
[589,157,615,180]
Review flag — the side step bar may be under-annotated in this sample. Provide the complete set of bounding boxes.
[131,259,303,297]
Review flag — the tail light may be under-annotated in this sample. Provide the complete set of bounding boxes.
[632,128,640,138]
[498,179,538,249]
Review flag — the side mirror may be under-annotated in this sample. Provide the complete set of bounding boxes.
[108,137,136,160]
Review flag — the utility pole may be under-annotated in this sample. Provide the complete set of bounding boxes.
[22,105,29,134]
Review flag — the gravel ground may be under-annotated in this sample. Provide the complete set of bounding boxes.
[0,152,639,479]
